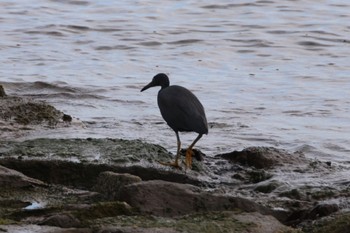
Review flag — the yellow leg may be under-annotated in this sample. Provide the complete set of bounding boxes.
[185,148,194,169]
[184,134,203,170]
[158,132,182,169]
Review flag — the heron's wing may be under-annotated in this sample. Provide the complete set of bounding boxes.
[158,86,208,134]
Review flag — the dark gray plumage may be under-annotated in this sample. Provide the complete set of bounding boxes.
[141,73,208,169]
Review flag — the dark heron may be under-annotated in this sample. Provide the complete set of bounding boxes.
[141,73,208,169]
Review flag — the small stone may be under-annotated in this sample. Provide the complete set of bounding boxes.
[62,114,72,122]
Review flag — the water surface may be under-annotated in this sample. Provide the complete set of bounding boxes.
[1,0,349,170]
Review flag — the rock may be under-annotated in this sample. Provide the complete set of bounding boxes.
[254,180,281,193]
[279,189,305,200]
[301,211,350,233]
[97,227,180,233]
[180,148,205,161]
[62,114,73,122]
[0,159,201,190]
[93,172,142,200]
[96,211,294,233]
[233,212,295,233]
[0,138,348,232]
[307,203,339,220]
[285,203,340,226]
[0,165,46,188]
[217,147,306,169]
[247,170,273,183]
[0,225,92,233]
[74,201,134,219]
[40,213,81,228]
[117,180,272,217]
[0,85,6,97]
[0,96,63,125]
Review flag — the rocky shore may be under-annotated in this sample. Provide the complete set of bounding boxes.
[0,88,349,233]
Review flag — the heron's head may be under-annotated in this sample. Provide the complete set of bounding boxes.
[141,73,170,92]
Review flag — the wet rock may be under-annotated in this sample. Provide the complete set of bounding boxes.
[40,213,81,228]
[117,180,272,217]
[0,96,63,125]
[0,138,348,232]
[0,159,202,189]
[217,146,306,169]
[94,172,142,200]
[0,164,46,188]
[231,168,273,185]
[0,138,201,188]
[0,138,173,168]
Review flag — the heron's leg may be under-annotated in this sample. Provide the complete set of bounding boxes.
[159,132,182,169]
[185,134,203,169]
[174,131,181,166]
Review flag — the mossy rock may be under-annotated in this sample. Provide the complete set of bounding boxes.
[93,211,296,233]
[302,212,350,233]
[0,97,63,125]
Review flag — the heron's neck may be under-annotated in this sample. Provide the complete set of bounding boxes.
[160,81,169,89]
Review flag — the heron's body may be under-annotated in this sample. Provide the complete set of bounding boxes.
[158,85,208,134]
[141,73,208,169]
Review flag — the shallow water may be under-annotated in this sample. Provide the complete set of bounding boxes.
[1,0,350,169]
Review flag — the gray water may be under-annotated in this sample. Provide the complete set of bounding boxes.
[1,0,350,169]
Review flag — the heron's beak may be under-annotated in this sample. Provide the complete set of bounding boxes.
[140,81,155,92]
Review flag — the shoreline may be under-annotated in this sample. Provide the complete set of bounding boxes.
[0,90,349,233]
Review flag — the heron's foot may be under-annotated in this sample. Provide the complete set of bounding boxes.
[185,149,194,170]
[158,160,182,170]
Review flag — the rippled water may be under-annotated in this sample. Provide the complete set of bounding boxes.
[1,0,350,167]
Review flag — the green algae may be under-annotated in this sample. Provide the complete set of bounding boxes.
[0,218,16,225]
[302,212,350,233]
[0,97,63,126]
[91,211,258,233]
[0,138,173,165]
